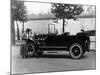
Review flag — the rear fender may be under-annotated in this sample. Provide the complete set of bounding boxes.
[68,39,86,52]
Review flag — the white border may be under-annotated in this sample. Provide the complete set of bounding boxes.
[0,0,99,75]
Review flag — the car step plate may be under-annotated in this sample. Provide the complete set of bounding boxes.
[39,46,68,51]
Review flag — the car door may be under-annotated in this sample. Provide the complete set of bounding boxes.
[45,34,66,46]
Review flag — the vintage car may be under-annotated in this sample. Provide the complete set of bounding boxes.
[20,32,90,59]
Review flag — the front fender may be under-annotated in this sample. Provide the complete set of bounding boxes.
[20,39,38,58]
[22,39,36,45]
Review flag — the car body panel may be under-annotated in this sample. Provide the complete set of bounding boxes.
[32,32,90,52]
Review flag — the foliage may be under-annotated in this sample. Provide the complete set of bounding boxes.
[51,3,84,19]
[12,0,27,22]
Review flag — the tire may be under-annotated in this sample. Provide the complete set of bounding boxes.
[69,43,83,59]
[25,42,36,57]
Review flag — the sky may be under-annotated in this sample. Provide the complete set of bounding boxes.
[25,2,52,14]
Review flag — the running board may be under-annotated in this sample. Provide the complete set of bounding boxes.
[38,46,68,51]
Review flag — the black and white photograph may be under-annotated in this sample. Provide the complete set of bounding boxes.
[11,0,96,74]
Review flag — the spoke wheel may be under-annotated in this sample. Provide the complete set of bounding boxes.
[25,43,36,57]
[69,43,83,59]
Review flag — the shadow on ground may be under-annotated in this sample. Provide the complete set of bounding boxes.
[23,53,88,59]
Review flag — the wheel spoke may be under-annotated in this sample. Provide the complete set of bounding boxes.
[26,43,35,57]
[72,46,81,56]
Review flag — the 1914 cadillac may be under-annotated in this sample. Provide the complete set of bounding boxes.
[20,32,90,59]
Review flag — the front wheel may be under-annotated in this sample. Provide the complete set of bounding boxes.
[25,42,36,57]
[69,43,83,59]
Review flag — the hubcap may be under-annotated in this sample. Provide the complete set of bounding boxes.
[72,46,81,57]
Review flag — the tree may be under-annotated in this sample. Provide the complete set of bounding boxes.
[51,3,84,33]
[12,0,27,40]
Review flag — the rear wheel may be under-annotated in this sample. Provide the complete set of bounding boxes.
[69,43,83,59]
